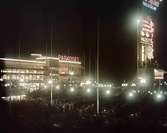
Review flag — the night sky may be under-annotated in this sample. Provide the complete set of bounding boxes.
[1,0,167,82]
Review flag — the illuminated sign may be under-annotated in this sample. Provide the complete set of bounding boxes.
[139,16,154,61]
[143,0,162,11]
[58,55,80,62]
[154,69,166,80]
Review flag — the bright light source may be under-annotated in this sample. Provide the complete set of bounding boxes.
[69,71,74,76]
[137,19,140,24]
[105,90,111,95]
[127,91,136,100]
[109,84,112,88]
[48,79,53,84]
[157,94,162,99]
[80,82,84,87]
[155,93,164,101]
[122,83,128,87]
[131,83,136,87]
[4,83,10,87]
[140,78,146,84]
[31,53,42,57]
[86,80,91,85]
[0,78,3,82]
[56,85,60,90]
[86,88,91,93]
[20,79,24,82]
[44,85,47,89]
[70,87,75,92]
[129,92,134,97]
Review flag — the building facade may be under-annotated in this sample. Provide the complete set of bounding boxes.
[137,0,164,83]
[0,54,82,92]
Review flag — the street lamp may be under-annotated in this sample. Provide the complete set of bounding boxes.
[70,87,75,93]
[69,71,74,87]
[86,80,92,85]
[140,78,146,84]
[96,16,100,114]
[155,93,165,102]
[129,92,134,97]
[69,71,74,76]
[48,79,53,84]
[127,91,136,100]
[105,90,111,96]
[48,79,53,106]
[86,88,91,93]
[56,85,60,90]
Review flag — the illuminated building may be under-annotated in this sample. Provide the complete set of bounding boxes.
[142,0,163,11]
[36,54,82,82]
[137,16,154,75]
[0,58,45,92]
[137,0,165,82]
[0,54,82,92]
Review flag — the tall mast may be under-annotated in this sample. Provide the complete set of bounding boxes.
[50,24,53,57]
[96,16,100,114]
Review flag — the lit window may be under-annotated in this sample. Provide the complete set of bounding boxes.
[3,75,7,79]
[12,75,16,79]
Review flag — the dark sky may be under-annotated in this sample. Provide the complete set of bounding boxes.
[1,0,167,81]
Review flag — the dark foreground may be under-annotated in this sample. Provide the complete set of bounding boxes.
[1,96,167,133]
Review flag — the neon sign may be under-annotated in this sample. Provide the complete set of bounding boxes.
[58,55,80,62]
[143,0,162,11]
